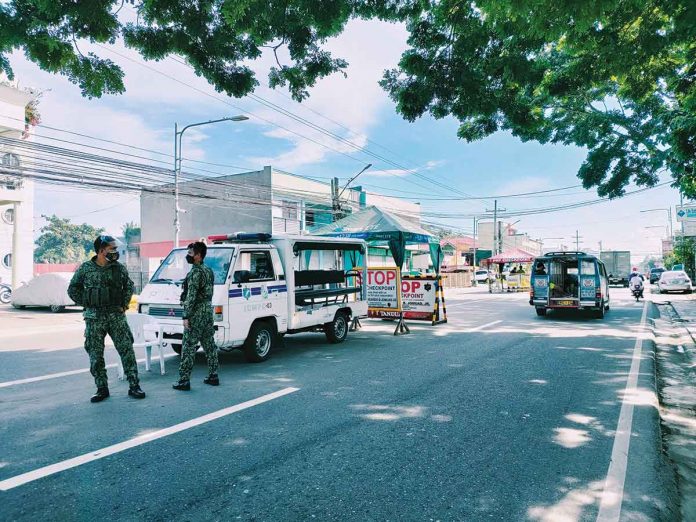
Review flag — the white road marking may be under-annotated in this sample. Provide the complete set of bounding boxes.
[0,323,83,340]
[466,320,503,332]
[0,387,300,491]
[596,300,649,522]
[0,353,178,388]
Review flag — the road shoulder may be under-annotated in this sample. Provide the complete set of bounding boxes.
[652,299,696,521]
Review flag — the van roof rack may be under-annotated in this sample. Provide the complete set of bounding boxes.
[208,233,272,244]
[542,251,587,257]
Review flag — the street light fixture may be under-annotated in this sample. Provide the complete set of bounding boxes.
[173,115,249,246]
[640,208,673,239]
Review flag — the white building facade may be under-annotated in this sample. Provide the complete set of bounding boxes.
[0,82,36,287]
[477,221,542,256]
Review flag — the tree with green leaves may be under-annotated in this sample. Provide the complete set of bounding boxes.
[122,221,141,245]
[0,0,358,101]
[34,215,105,263]
[381,0,696,198]
[1,1,694,197]
[664,236,695,275]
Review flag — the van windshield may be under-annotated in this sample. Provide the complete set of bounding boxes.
[150,248,234,285]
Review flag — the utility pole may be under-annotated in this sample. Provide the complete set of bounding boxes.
[598,240,603,255]
[485,200,506,255]
[333,164,372,222]
[573,230,583,251]
[331,177,340,222]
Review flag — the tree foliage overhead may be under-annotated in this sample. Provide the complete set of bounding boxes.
[34,215,104,263]
[2,1,695,197]
[381,0,696,198]
[0,0,356,100]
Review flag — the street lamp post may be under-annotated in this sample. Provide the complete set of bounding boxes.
[332,164,372,221]
[640,208,673,239]
[174,115,249,246]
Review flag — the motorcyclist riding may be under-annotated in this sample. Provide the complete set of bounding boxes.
[629,267,644,299]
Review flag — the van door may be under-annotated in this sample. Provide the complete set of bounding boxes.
[228,248,287,344]
[579,257,599,306]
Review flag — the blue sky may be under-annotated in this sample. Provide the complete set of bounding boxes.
[5,15,682,261]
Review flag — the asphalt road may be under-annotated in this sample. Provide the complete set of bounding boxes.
[0,289,678,521]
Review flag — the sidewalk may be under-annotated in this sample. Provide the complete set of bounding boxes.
[651,294,696,521]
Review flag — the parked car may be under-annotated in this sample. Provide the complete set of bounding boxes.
[474,269,492,284]
[649,267,666,284]
[11,272,77,312]
[657,270,692,294]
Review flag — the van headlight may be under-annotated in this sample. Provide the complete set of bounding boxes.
[139,304,150,314]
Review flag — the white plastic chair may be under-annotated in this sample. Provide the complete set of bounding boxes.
[117,313,166,379]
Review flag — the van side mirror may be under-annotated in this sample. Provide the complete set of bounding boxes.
[233,270,251,284]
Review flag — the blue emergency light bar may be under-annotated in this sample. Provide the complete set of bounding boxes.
[207,233,272,243]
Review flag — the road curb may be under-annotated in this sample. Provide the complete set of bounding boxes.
[651,301,696,522]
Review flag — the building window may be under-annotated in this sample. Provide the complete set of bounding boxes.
[281,200,298,220]
[2,208,14,225]
[2,253,11,269]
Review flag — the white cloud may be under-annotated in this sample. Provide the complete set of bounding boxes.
[243,19,409,171]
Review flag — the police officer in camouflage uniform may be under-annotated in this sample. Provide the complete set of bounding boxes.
[173,241,219,390]
[68,235,146,402]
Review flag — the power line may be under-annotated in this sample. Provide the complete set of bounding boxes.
[94,43,471,199]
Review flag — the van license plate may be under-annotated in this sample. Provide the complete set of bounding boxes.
[558,300,574,306]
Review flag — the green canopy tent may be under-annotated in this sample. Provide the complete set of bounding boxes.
[311,206,443,273]
[312,207,445,334]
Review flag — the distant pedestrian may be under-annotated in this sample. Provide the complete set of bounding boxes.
[68,235,146,403]
[173,241,219,390]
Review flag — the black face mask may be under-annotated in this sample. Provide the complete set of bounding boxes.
[106,252,120,262]
[186,255,195,264]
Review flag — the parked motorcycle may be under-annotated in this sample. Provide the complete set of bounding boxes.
[0,283,11,304]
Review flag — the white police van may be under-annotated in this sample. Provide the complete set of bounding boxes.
[137,233,368,362]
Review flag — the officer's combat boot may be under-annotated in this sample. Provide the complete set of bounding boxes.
[90,387,110,403]
[172,380,191,391]
[203,374,220,386]
[128,384,146,399]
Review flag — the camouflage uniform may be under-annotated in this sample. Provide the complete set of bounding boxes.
[178,262,218,380]
[68,258,140,388]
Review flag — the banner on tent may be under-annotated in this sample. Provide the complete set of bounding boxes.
[364,267,402,317]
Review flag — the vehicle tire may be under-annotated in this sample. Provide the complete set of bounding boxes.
[595,302,605,319]
[244,321,274,362]
[535,307,547,317]
[0,290,10,304]
[325,312,349,344]
[686,288,692,294]
[171,343,182,356]
[50,305,65,313]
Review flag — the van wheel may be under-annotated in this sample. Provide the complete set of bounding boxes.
[171,344,182,356]
[244,321,274,362]
[595,302,605,319]
[535,308,547,317]
[325,312,349,344]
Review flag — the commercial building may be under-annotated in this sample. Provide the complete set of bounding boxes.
[0,81,37,288]
[477,221,542,256]
[139,166,421,277]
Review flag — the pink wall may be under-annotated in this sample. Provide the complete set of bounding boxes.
[34,263,79,275]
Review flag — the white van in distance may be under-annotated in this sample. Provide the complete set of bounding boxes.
[137,233,368,362]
